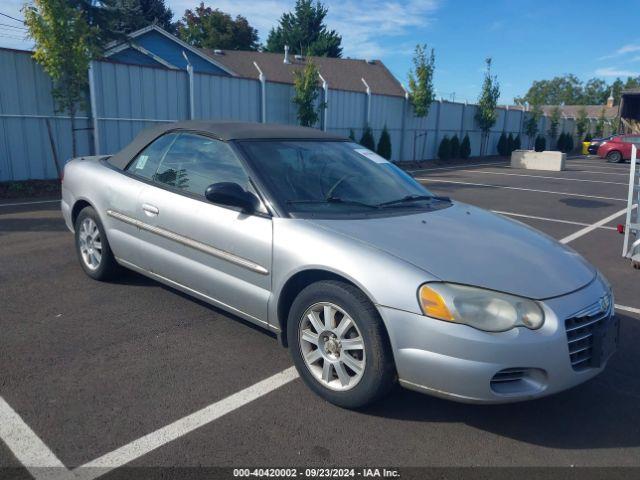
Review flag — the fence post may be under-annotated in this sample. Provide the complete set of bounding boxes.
[502,105,509,136]
[518,108,524,145]
[254,62,266,123]
[399,87,408,162]
[319,72,328,132]
[432,99,442,160]
[459,101,466,139]
[181,51,195,120]
[88,61,100,155]
[187,64,194,120]
[361,77,371,127]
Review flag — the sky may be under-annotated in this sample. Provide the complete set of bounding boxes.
[1,0,640,103]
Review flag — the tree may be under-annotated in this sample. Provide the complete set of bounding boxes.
[534,136,546,152]
[24,0,100,157]
[407,44,436,118]
[524,105,541,149]
[177,3,258,50]
[497,133,507,156]
[292,60,324,127]
[547,106,561,148]
[514,74,582,106]
[438,136,451,160]
[556,132,566,152]
[359,126,375,150]
[566,134,574,153]
[265,0,342,57]
[575,106,588,141]
[514,135,521,150]
[595,107,606,137]
[407,44,435,160]
[581,77,608,105]
[376,125,392,160]
[507,133,515,154]
[515,74,640,106]
[450,135,460,159]
[105,0,175,35]
[475,58,500,156]
[348,129,355,141]
[460,134,471,159]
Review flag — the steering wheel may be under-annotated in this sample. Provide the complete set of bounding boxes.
[325,173,356,199]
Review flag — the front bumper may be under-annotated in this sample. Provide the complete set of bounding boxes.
[378,277,615,403]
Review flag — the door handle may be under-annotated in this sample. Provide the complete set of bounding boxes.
[142,203,159,216]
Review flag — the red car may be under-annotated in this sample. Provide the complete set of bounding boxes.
[597,134,640,163]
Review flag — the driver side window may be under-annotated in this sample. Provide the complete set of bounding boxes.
[153,133,253,198]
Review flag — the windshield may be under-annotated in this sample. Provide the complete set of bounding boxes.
[238,140,442,217]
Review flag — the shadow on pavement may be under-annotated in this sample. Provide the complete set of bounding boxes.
[362,313,640,450]
[560,198,615,209]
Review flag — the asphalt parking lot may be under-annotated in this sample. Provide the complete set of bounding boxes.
[1,155,639,479]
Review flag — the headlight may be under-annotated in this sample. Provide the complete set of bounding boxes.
[418,283,544,332]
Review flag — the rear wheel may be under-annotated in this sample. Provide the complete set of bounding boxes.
[74,206,120,280]
[606,151,623,163]
[287,280,395,408]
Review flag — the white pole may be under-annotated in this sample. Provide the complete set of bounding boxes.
[88,61,100,155]
[318,72,328,131]
[623,144,637,257]
[182,51,195,120]
[254,61,266,123]
[188,64,194,120]
[361,77,371,125]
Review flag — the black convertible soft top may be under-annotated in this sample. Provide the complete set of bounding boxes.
[107,121,347,170]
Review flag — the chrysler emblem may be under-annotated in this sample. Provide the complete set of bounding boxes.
[600,294,611,313]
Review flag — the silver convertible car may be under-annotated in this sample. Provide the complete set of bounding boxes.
[61,121,618,408]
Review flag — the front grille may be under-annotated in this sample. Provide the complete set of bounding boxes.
[565,299,611,371]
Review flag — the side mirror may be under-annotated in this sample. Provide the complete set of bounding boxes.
[205,182,260,213]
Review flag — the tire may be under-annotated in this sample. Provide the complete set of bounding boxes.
[74,206,120,281]
[606,151,623,163]
[287,280,395,408]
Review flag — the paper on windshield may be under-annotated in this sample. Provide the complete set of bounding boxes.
[354,148,389,164]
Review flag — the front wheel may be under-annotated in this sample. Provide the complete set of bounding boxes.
[606,151,623,163]
[74,206,120,280]
[287,280,395,408]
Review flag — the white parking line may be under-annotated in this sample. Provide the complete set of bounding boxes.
[0,396,73,480]
[565,169,630,176]
[616,304,640,316]
[73,367,299,480]
[0,199,60,208]
[567,164,630,172]
[559,206,634,244]
[461,170,627,185]
[417,178,627,202]
[407,160,508,174]
[493,210,617,230]
[568,160,629,168]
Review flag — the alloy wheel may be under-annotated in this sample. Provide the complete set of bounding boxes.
[78,218,102,270]
[299,302,366,391]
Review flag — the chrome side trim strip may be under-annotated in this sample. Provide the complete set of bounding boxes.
[106,209,269,275]
[115,256,280,332]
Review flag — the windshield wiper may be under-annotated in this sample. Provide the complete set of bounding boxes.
[286,196,379,209]
[376,194,438,207]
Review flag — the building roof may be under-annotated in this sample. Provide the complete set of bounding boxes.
[108,121,346,169]
[200,49,406,97]
[104,25,236,75]
[540,105,619,119]
[501,104,620,119]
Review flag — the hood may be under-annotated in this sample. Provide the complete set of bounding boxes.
[309,202,595,300]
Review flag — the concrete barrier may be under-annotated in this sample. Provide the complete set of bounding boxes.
[511,150,566,171]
